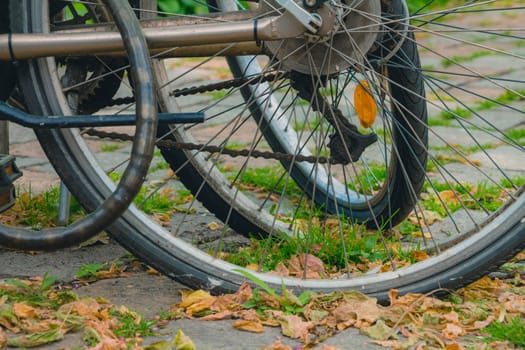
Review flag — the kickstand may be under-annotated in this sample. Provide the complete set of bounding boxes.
[57,182,71,226]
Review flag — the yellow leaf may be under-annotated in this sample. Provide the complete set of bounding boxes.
[354,80,377,128]
[232,319,265,333]
[245,263,259,271]
[207,222,223,230]
[412,231,432,239]
[173,329,196,350]
[470,159,481,166]
[445,342,466,350]
[179,290,212,308]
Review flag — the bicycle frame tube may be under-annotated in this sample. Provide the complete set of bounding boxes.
[0,12,305,61]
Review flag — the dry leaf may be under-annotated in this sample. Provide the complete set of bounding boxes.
[200,310,233,321]
[388,289,399,306]
[207,222,223,230]
[0,328,6,348]
[411,250,430,262]
[96,264,129,280]
[246,263,259,271]
[0,295,7,307]
[361,320,394,341]
[412,231,432,239]
[442,323,465,340]
[7,328,64,348]
[278,314,312,342]
[469,159,481,167]
[333,299,381,325]
[58,299,102,320]
[439,190,459,204]
[262,338,292,350]
[321,345,344,350]
[299,254,327,279]
[173,329,196,350]
[445,343,466,350]
[232,319,264,333]
[179,290,213,308]
[13,302,38,319]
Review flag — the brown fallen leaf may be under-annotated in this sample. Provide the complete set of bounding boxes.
[439,190,460,204]
[0,328,6,348]
[96,264,129,280]
[13,302,38,319]
[278,314,312,342]
[58,298,103,320]
[200,310,233,321]
[442,323,465,340]
[332,299,381,325]
[261,338,292,350]
[321,345,344,350]
[445,343,466,350]
[232,319,265,333]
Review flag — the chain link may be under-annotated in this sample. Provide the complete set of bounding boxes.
[85,71,337,164]
[83,127,335,164]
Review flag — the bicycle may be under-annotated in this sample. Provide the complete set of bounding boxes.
[0,0,523,303]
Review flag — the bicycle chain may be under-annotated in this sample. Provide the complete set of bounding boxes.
[83,128,335,164]
[85,71,336,164]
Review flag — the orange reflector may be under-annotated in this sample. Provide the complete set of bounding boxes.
[354,80,377,128]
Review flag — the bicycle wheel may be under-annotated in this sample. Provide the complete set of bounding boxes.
[3,0,157,250]
[11,0,525,302]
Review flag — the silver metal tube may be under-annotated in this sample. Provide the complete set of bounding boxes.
[0,14,304,61]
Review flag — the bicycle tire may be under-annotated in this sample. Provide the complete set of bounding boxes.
[3,0,157,250]
[10,0,525,302]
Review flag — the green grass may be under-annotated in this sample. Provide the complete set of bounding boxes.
[505,128,525,145]
[427,118,452,127]
[111,310,157,338]
[76,263,106,280]
[225,220,413,273]
[441,50,494,68]
[234,165,303,197]
[209,90,229,101]
[2,187,85,229]
[439,106,473,120]
[484,316,525,348]
[134,187,193,214]
[100,143,122,152]
[438,89,525,121]
[347,162,387,195]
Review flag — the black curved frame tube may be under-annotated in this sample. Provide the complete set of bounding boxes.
[0,101,203,128]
